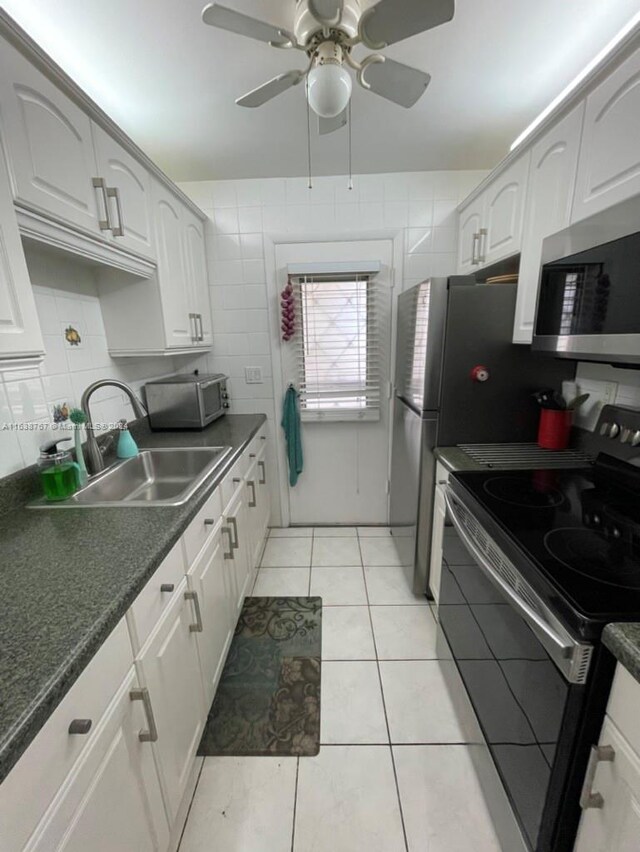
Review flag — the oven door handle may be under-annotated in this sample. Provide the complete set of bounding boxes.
[444,487,589,681]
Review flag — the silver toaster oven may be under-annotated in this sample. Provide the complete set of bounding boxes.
[145,373,228,430]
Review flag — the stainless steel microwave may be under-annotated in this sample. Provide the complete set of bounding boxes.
[145,374,228,430]
[533,228,640,365]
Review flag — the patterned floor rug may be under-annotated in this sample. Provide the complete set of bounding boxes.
[198,596,322,757]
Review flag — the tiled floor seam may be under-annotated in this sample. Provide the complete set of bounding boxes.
[175,757,205,852]
[290,756,300,852]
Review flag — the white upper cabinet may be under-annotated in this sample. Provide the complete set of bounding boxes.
[91,122,154,259]
[512,103,584,343]
[456,195,485,274]
[573,47,640,222]
[0,43,101,235]
[183,211,212,347]
[0,129,44,362]
[482,152,530,266]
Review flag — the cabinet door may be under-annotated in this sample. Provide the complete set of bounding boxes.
[183,211,212,347]
[428,484,446,605]
[225,489,252,612]
[92,122,154,259]
[573,48,640,222]
[27,668,169,852]
[482,152,530,266]
[188,523,234,707]
[136,577,206,822]
[257,447,271,549]
[574,716,640,852]
[0,132,44,359]
[456,195,484,273]
[513,104,584,343]
[0,44,101,234]
[245,458,262,573]
[152,181,192,349]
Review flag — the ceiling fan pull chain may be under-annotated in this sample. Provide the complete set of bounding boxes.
[306,76,313,191]
[348,99,353,192]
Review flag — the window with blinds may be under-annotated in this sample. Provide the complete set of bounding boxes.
[288,272,382,421]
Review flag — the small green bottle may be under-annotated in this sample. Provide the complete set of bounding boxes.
[38,438,81,502]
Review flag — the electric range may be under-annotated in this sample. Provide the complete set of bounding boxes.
[437,405,640,852]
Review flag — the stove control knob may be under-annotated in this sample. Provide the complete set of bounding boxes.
[631,430,640,447]
[621,427,632,444]
[612,527,622,539]
[599,422,610,436]
[593,514,601,526]
[609,423,620,438]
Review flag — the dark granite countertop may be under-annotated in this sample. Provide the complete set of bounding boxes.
[603,623,640,685]
[0,414,266,785]
[434,447,485,473]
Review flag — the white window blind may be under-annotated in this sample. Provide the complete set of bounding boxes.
[288,272,382,422]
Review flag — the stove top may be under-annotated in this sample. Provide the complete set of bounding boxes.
[451,453,640,633]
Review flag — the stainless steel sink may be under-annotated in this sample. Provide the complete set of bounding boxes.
[30,447,232,508]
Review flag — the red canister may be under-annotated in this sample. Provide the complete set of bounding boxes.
[537,409,572,450]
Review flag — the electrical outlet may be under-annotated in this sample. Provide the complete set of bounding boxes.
[602,381,619,406]
[245,366,263,384]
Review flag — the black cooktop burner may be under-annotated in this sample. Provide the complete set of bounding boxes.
[483,476,565,508]
[544,527,640,590]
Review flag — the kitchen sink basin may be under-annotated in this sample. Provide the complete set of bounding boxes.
[30,447,232,508]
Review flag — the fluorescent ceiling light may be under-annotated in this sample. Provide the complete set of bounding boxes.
[510,9,640,151]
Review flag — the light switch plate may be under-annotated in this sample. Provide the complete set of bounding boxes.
[602,381,619,406]
[245,366,263,384]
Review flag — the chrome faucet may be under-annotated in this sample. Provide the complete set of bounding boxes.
[81,379,147,474]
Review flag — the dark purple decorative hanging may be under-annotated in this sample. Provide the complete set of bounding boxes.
[281,279,296,341]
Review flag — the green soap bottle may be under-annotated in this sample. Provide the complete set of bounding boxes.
[38,438,81,502]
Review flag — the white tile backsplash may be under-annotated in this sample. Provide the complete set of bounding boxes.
[573,362,640,430]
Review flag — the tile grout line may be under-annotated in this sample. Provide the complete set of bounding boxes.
[356,529,410,852]
[290,756,300,852]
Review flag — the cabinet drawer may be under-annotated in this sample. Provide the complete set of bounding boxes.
[183,487,223,566]
[0,619,132,852]
[127,540,186,652]
[220,458,247,510]
[247,426,268,460]
[606,664,640,757]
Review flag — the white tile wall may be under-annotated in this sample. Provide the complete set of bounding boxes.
[0,247,183,478]
[573,362,640,431]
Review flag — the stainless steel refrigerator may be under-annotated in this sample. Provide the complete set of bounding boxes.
[390,279,574,595]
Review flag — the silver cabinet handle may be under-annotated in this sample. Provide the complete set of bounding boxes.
[222,525,234,559]
[228,516,239,550]
[92,177,112,231]
[258,460,266,485]
[160,583,174,593]
[478,227,488,264]
[471,232,479,265]
[106,186,124,236]
[184,590,204,633]
[580,745,615,809]
[189,312,197,344]
[196,313,204,342]
[130,687,158,742]
[247,480,257,507]
[68,719,92,735]
[204,518,215,526]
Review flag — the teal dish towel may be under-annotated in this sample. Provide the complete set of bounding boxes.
[282,386,303,487]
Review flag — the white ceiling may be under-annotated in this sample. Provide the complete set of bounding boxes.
[3,0,640,181]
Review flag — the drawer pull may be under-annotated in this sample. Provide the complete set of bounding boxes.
[92,177,112,231]
[68,719,92,735]
[580,744,615,809]
[248,480,257,507]
[261,435,266,441]
[204,518,215,526]
[228,516,239,550]
[130,688,158,743]
[222,525,234,559]
[184,590,204,633]
[160,583,175,593]
[250,453,256,458]
[258,460,266,485]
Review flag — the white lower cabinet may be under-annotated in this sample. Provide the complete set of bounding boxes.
[26,668,169,852]
[575,666,640,852]
[224,486,252,613]
[134,578,206,824]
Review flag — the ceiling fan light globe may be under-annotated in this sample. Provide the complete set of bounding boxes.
[307,64,352,118]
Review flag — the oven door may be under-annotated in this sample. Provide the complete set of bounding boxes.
[438,486,593,852]
[199,378,225,424]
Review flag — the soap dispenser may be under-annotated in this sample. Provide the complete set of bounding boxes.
[38,438,81,501]
[116,419,139,459]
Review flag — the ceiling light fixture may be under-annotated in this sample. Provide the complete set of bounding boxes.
[306,42,353,119]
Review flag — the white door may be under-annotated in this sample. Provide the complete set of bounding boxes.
[256,446,271,549]
[482,152,530,266]
[26,668,169,852]
[513,103,584,344]
[456,195,485,273]
[225,489,252,610]
[136,578,206,822]
[573,48,640,222]
[92,122,154,259]
[183,211,212,347]
[152,180,192,349]
[245,457,262,572]
[574,716,640,852]
[0,131,44,360]
[0,43,102,234]
[188,522,234,708]
[273,240,394,525]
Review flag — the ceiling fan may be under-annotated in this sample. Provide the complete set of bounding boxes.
[201,0,455,134]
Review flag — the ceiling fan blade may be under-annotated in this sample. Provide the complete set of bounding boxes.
[236,71,304,108]
[361,58,431,108]
[360,0,454,48]
[318,109,348,135]
[308,0,343,27]
[202,3,293,47]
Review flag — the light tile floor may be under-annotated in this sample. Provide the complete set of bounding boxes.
[179,527,501,852]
